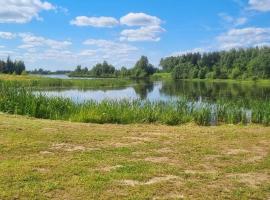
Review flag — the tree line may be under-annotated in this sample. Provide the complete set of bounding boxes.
[69,56,157,78]
[0,57,26,75]
[160,47,270,80]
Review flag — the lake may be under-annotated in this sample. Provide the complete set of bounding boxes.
[37,76,270,103]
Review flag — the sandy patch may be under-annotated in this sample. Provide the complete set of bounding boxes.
[98,165,123,172]
[184,170,217,175]
[156,147,173,153]
[225,149,250,155]
[40,151,54,155]
[50,143,100,152]
[204,155,223,161]
[50,143,88,152]
[105,141,142,148]
[40,128,58,133]
[120,175,179,186]
[245,155,265,163]
[153,193,184,200]
[124,136,152,142]
[34,167,50,173]
[144,157,171,163]
[227,173,270,188]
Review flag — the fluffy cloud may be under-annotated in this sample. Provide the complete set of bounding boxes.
[217,27,270,50]
[120,13,162,27]
[120,13,165,42]
[248,0,270,12]
[83,39,137,52]
[81,39,139,63]
[70,12,165,42]
[70,16,119,27]
[120,26,165,42]
[0,0,54,23]
[0,32,16,39]
[19,33,72,50]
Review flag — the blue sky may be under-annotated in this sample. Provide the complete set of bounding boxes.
[0,0,270,70]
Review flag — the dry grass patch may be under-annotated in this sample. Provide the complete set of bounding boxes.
[227,173,270,188]
[120,175,180,186]
[50,143,87,152]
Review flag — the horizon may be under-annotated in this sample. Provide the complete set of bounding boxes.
[0,0,270,71]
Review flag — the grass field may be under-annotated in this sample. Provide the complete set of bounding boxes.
[0,113,269,199]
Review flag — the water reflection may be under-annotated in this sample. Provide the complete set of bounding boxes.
[160,80,270,102]
[37,79,270,103]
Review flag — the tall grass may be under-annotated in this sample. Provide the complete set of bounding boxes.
[0,76,132,89]
[0,82,269,126]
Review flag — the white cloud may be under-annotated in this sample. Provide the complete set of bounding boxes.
[70,12,165,42]
[235,17,248,26]
[120,13,162,27]
[70,16,119,27]
[217,27,270,50]
[0,0,55,23]
[19,33,72,50]
[81,39,139,64]
[120,26,165,42]
[83,39,137,52]
[78,49,97,57]
[0,50,15,57]
[7,36,140,70]
[248,0,270,12]
[219,13,247,27]
[0,32,16,39]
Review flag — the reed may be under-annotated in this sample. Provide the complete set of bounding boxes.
[0,76,132,89]
[0,82,269,126]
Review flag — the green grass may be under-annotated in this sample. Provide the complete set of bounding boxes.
[0,82,270,126]
[0,113,269,199]
[151,72,172,80]
[0,74,133,89]
[177,78,270,86]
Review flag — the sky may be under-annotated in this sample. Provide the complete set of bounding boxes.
[0,0,270,71]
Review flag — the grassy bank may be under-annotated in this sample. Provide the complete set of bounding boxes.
[0,114,269,199]
[0,83,270,126]
[150,73,270,86]
[187,78,270,86]
[151,72,171,80]
[0,74,132,88]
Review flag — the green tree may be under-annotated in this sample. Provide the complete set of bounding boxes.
[132,56,157,78]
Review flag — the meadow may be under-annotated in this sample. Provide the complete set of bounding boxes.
[0,113,269,199]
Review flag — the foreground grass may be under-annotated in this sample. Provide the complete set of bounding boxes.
[0,114,269,199]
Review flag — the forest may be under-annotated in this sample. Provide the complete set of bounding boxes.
[3,47,270,81]
[0,57,26,75]
[160,47,270,80]
[69,56,157,78]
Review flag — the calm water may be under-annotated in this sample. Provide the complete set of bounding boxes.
[41,74,95,80]
[38,78,270,103]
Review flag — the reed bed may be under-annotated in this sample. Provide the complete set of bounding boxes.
[0,83,269,126]
[0,77,132,89]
